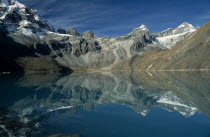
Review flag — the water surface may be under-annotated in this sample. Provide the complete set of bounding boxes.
[0,71,210,137]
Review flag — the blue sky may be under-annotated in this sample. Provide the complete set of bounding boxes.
[19,0,210,37]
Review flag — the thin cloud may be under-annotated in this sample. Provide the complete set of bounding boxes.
[197,13,210,20]
[18,0,210,37]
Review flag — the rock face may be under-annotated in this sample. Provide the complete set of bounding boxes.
[128,26,153,52]
[66,28,80,36]
[73,40,101,57]
[130,25,152,40]
[130,39,147,52]
[1,0,208,72]
[82,30,97,39]
[57,28,66,34]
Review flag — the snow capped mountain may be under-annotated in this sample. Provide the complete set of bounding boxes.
[173,22,195,35]
[0,0,54,37]
[129,24,150,36]
[139,24,148,31]
[132,24,149,32]
[0,0,25,18]
[155,22,196,48]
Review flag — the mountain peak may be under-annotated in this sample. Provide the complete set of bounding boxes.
[135,24,149,31]
[173,22,195,35]
[67,28,80,36]
[156,22,197,48]
[0,0,26,20]
[177,22,194,29]
[139,24,148,30]
[129,24,150,37]
[0,0,54,37]
[0,0,25,8]
[82,30,98,39]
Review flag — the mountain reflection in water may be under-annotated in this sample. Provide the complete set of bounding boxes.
[0,71,210,137]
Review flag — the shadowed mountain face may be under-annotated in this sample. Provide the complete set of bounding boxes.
[0,71,210,136]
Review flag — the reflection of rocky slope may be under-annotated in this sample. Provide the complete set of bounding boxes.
[14,72,202,117]
[13,70,209,116]
[1,71,210,136]
[0,0,199,72]
[131,71,210,116]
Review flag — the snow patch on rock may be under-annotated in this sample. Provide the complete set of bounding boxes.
[155,22,196,49]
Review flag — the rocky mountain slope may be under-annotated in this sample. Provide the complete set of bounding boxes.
[0,0,207,72]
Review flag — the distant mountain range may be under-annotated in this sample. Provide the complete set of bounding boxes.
[0,0,209,73]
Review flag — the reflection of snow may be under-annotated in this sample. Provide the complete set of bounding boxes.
[157,91,198,117]
[22,108,33,116]
[157,98,197,110]
[0,125,12,137]
[140,110,148,116]
[49,106,74,112]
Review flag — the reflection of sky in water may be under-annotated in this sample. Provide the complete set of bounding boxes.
[0,71,210,137]
[44,105,210,137]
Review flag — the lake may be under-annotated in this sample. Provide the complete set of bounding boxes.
[0,71,210,137]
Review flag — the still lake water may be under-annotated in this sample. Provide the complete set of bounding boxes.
[0,71,210,137]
